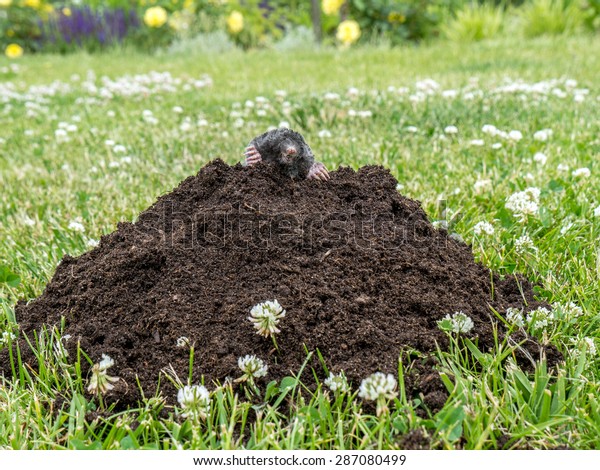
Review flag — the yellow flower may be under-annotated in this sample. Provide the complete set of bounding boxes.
[0,0,13,8]
[62,7,71,17]
[226,10,244,34]
[387,12,406,24]
[5,43,24,59]
[183,0,194,11]
[143,6,168,28]
[336,19,361,46]
[322,0,344,16]
[24,0,40,9]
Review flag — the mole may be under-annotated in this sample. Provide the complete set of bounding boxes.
[244,128,329,181]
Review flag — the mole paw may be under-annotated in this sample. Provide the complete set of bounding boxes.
[244,145,262,166]
[308,162,330,181]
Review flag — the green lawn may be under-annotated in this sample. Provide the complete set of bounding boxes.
[1,35,599,449]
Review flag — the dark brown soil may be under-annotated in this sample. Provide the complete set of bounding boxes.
[3,160,559,409]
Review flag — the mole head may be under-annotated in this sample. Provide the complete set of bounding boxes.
[276,130,306,164]
[250,128,315,179]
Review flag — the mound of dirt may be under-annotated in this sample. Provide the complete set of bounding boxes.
[4,160,559,409]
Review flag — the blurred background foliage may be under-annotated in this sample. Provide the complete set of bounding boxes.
[0,0,598,56]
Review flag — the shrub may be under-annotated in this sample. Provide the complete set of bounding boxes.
[39,5,142,53]
[223,0,311,49]
[345,0,466,44]
[0,0,49,53]
[517,0,585,37]
[581,0,600,30]
[442,2,505,42]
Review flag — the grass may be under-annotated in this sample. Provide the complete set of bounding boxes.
[1,35,599,449]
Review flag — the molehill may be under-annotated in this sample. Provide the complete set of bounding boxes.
[4,160,559,409]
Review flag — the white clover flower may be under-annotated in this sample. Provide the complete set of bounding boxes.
[572,167,591,178]
[68,220,85,232]
[565,79,577,88]
[594,205,600,218]
[176,336,191,348]
[442,89,458,98]
[444,125,458,134]
[358,110,373,118]
[505,187,540,222]
[248,300,286,338]
[98,354,114,371]
[318,129,332,138]
[113,144,126,153]
[197,118,208,127]
[236,355,268,382]
[439,311,475,334]
[142,109,158,125]
[105,139,115,147]
[526,307,552,332]
[505,307,524,327]
[473,179,491,194]
[583,337,597,356]
[470,139,484,146]
[177,384,211,419]
[491,142,503,150]
[0,331,16,346]
[22,215,35,227]
[473,221,494,236]
[533,129,552,141]
[55,128,69,143]
[87,354,119,395]
[557,163,569,172]
[347,87,360,98]
[172,106,183,114]
[86,238,99,248]
[275,89,287,98]
[256,109,267,117]
[551,301,583,320]
[323,92,340,101]
[482,124,498,135]
[358,373,397,410]
[514,234,536,254]
[108,161,120,169]
[560,222,574,235]
[180,120,193,132]
[278,121,290,128]
[405,126,419,133]
[533,152,547,165]
[508,130,523,141]
[244,100,255,108]
[324,372,349,393]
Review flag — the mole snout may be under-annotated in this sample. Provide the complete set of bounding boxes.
[244,128,330,181]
